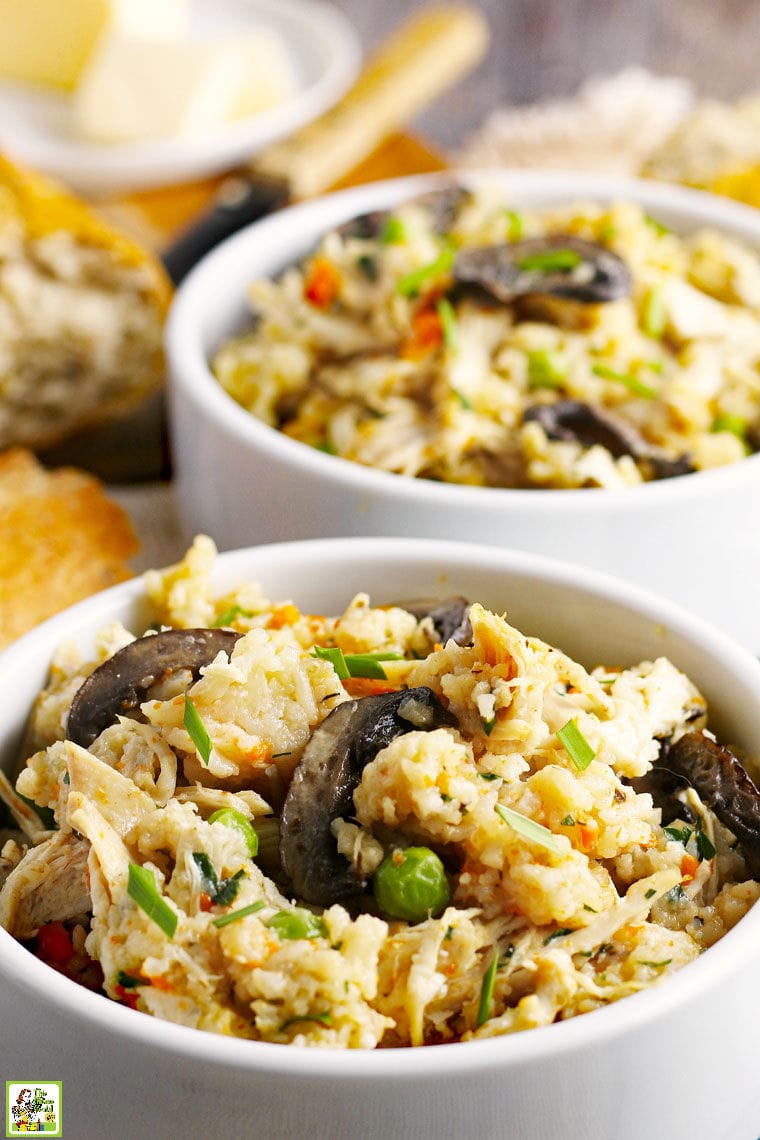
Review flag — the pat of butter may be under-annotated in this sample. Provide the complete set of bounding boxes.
[0,0,188,91]
[74,30,297,143]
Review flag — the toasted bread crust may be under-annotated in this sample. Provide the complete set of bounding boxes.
[0,448,139,648]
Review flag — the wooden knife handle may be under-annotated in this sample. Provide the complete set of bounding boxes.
[255,5,489,199]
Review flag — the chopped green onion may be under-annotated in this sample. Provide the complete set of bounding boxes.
[643,285,666,338]
[560,814,576,827]
[396,246,455,297]
[592,363,657,400]
[557,719,595,772]
[192,852,244,906]
[280,1010,333,1031]
[479,772,499,782]
[312,645,403,679]
[476,951,498,1027]
[647,359,664,374]
[481,714,497,735]
[504,208,524,240]
[208,808,259,858]
[453,388,473,410]
[583,904,598,913]
[381,216,406,244]
[267,908,328,941]
[211,900,266,929]
[640,959,672,968]
[212,605,255,628]
[116,971,146,988]
[315,439,337,455]
[645,215,670,235]
[183,694,212,765]
[516,248,582,273]
[436,297,459,352]
[527,348,567,390]
[127,862,177,939]
[645,888,656,899]
[666,883,686,904]
[444,925,455,942]
[711,413,748,441]
[543,927,574,944]
[495,803,560,853]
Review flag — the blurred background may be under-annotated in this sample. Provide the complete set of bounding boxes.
[331,0,760,149]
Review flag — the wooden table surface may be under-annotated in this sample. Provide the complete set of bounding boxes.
[331,0,760,151]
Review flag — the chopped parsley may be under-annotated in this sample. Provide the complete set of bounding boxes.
[663,825,692,846]
[192,853,245,906]
[127,862,177,939]
[695,824,716,861]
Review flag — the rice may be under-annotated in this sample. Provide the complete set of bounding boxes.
[0,537,758,1048]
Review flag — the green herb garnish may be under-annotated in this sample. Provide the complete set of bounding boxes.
[116,971,146,989]
[211,900,266,929]
[381,216,407,244]
[517,248,583,273]
[279,1010,333,1031]
[436,297,459,351]
[666,883,686,904]
[645,888,656,900]
[479,772,499,782]
[495,804,560,853]
[127,862,177,939]
[543,927,574,944]
[711,414,748,443]
[315,439,337,455]
[592,363,657,400]
[312,645,403,680]
[643,285,666,338]
[482,714,497,735]
[183,694,212,765]
[663,825,692,846]
[452,388,473,410]
[356,254,378,281]
[267,908,328,941]
[396,246,455,297]
[208,808,259,858]
[212,605,255,628]
[476,952,498,1028]
[695,822,716,861]
[645,215,670,235]
[641,959,672,968]
[557,719,595,772]
[505,208,524,240]
[192,852,244,906]
[560,814,576,827]
[526,348,567,390]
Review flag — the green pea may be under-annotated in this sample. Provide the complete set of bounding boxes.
[372,846,451,923]
[266,908,327,940]
[208,808,259,858]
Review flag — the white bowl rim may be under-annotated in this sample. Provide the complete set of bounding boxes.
[166,169,760,511]
[2,534,760,1078]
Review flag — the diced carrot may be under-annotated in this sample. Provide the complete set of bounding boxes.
[579,824,597,852]
[681,853,699,882]
[267,603,300,629]
[199,892,214,912]
[114,984,139,1010]
[148,975,175,993]
[401,306,443,360]
[343,677,399,698]
[36,921,73,964]
[304,256,340,308]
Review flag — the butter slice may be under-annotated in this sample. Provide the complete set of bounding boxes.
[74,30,297,143]
[0,0,188,91]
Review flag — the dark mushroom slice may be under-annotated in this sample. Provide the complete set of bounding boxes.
[280,687,458,906]
[649,731,760,877]
[454,235,632,305]
[629,764,697,827]
[523,399,694,481]
[413,184,470,233]
[400,596,473,646]
[66,628,241,748]
[336,209,392,240]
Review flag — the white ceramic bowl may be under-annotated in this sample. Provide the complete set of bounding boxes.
[1,537,760,1140]
[166,171,760,652]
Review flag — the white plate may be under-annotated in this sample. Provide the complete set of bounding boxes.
[0,0,361,194]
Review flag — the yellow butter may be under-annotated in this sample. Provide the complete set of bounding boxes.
[0,0,188,91]
[74,29,296,143]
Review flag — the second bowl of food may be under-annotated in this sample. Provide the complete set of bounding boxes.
[1,535,760,1138]
[166,171,760,648]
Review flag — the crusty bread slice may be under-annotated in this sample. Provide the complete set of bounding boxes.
[0,448,138,648]
[0,154,171,450]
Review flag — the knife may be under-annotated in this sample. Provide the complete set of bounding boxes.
[162,4,489,284]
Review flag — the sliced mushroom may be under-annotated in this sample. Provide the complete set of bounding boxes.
[280,687,458,906]
[337,186,470,242]
[523,399,694,481]
[455,235,632,305]
[66,628,241,748]
[648,731,760,877]
[336,209,391,240]
[400,596,473,646]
